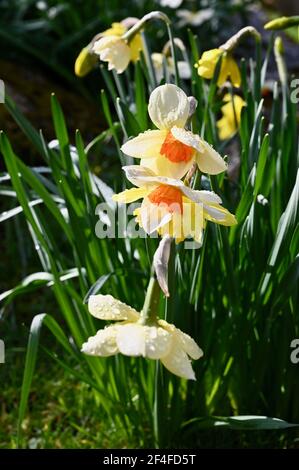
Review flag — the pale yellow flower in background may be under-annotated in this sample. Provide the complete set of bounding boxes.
[93,35,131,73]
[176,8,213,28]
[121,84,227,179]
[195,48,241,87]
[113,165,237,243]
[101,22,142,62]
[81,294,203,380]
[152,52,191,83]
[217,93,246,140]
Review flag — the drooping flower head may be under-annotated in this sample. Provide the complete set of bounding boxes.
[195,48,241,88]
[217,93,246,140]
[74,20,143,76]
[121,84,227,179]
[92,21,142,74]
[113,166,237,243]
[82,294,203,380]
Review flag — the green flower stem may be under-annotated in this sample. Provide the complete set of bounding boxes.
[141,32,157,89]
[220,26,261,52]
[139,276,161,326]
[123,11,171,43]
[153,361,165,448]
[274,36,288,121]
[166,23,180,87]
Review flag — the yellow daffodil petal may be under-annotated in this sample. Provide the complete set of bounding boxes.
[129,33,143,62]
[226,55,241,87]
[141,155,195,180]
[196,140,227,174]
[116,323,172,359]
[121,130,168,159]
[217,93,245,140]
[196,48,222,79]
[217,116,236,140]
[93,36,131,73]
[101,22,126,37]
[148,84,190,130]
[88,294,140,321]
[196,48,241,87]
[112,187,150,203]
[204,203,237,226]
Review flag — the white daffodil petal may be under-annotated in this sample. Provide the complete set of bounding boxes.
[93,36,131,74]
[148,84,190,130]
[88,294,140,321]
[175,329,203,360]
[123,166,186,188]
[170,126,203,153]
[161,345,196,380]
[122,165,158,188]
[140,198,173,234]
[180,187,222,205]
[81,325,119,356]
[196,140,227,175]
[116,323,172,359]
[121,130,167,159]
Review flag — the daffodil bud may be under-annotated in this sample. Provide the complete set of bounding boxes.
[264,16,299,31]
[74,45,97,77]
[188,96,198,118]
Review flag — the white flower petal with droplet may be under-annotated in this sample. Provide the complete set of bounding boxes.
[175,329,204,360]
[88,294,140,321]
[116,323,173,359]
[170,126,203,153]
[81,325,119,356]
[122,165,158,188]
[148,84,190,130]
[161,344,196,380]
[93,36,131,74]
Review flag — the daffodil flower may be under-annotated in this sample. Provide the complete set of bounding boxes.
[74,21,142,76]
[217,93,245,140]
[113,165,237,243]
[121,84,227,179]
[195,49,241,87]
[81,294,203,380]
